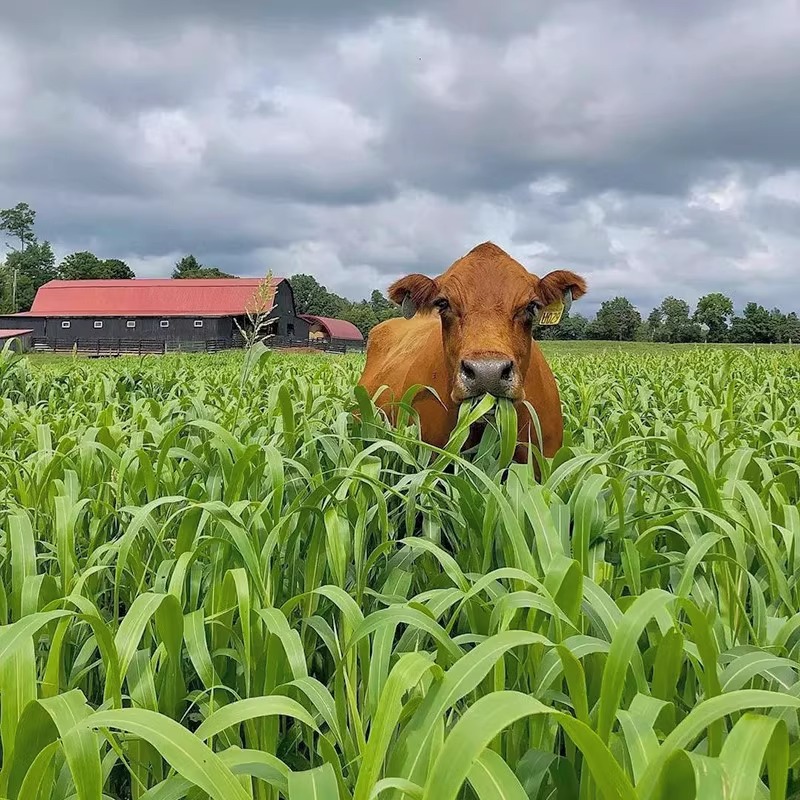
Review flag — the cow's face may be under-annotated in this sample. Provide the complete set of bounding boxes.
[388,242,586,404]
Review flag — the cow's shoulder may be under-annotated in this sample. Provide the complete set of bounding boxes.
[366,315,440,362]
[361,315,443,399]
[365,316,405,352]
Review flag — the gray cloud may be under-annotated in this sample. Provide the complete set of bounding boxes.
[1,0,799,316]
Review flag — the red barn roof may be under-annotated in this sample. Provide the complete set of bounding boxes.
[300,314,364,341]
[22,278,284,317]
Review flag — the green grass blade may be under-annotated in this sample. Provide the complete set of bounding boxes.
[81,708,251,800]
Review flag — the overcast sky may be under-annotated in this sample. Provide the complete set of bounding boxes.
[2,1,799,315]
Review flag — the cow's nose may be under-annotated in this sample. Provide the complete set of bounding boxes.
[459,358,516,397]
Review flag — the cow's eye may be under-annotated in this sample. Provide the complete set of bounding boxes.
[526,301,541,317]
[433,298,450,312]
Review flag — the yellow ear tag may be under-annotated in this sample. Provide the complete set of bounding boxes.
[535,289,572,326]
[536,300,565,326]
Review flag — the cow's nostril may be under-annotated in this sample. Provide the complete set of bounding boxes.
[459,358,516,396]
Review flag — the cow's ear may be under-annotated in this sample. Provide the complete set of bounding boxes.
[538,270,587,306]
[388,274,438,319]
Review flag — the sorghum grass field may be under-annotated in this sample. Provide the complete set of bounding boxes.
[1,341,799,799]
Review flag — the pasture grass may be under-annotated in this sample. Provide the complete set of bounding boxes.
[1,341,799,798]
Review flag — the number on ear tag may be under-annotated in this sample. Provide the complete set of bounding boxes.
[535,289,572,326]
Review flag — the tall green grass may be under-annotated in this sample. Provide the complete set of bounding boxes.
[1,342,799,799]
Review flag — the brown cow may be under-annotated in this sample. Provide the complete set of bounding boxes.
[357,242,587,462]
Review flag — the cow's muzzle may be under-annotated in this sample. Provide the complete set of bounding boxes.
[453,356,521,402]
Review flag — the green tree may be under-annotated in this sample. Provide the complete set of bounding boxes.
[764,308,800,344]
[0,241,57,312]
[537,311,589,340]
[58,252,135,280]
[558,312,589,340]
[59,251,101,280]
[100,258,135,279]
[369,289,400,322]
[341,301,379,337]
[694,292,733,342]
[172,254,202,277]
[172,254,233,279]
[587,296,642,341]
[646,307,665,341]
[0,202,36,252]
[319,293,348,318]
[729,302,775,343]
[0,202,49,312]
[781,312,800,343]
[288,274,347,317]
[188,266,232,278]
[289,274,328,315]
[659,296,701,343]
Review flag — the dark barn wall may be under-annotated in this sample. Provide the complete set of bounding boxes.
[222,314,310,341]
[287,316,310,340]
[0,317,46,336]
[273,281,309,338]
[221,281,310,340]
[41,316,229,342]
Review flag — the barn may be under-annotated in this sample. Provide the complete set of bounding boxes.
[300,315,364,346]
[0,277,317,353]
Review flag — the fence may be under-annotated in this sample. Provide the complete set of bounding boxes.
[31,338,237,356]
[30,336,365,356]
[268,336,365,354]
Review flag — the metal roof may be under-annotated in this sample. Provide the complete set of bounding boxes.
[0,329,33,338]
[300,314,364,341]
[21,278,284,317]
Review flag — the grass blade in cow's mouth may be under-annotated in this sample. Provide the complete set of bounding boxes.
[458,395,518,468]
[494,397,518,465]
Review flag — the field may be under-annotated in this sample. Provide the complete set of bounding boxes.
[1,342,799,799]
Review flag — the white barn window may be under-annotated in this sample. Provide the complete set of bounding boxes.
[94,321,103,329]
[194,320,203,328]
[61,321,71,329]
[126,320,136,328]
[160,320,170,328]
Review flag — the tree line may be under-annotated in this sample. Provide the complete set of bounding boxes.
[542,294,800,344]
[2,201,797,342]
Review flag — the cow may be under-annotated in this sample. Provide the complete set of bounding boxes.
[357,241,587,463]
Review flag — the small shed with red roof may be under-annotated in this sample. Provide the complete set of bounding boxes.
[300,315,364,343]
[0,329,33,352]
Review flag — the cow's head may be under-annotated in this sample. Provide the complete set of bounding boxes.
[388,242,586,404]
